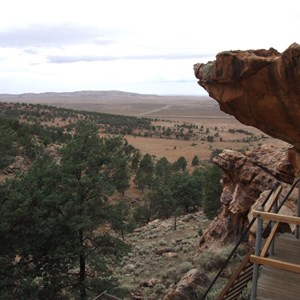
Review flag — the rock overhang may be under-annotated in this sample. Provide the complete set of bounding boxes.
[194,43,300,151]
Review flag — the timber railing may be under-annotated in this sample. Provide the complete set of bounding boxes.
[250,180,300,299]
[204,177,300,300]
[202,182,280,299]
[250,212,300,271]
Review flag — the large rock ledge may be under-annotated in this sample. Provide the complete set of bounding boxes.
[196,145,296,253]
[194,43,300,150]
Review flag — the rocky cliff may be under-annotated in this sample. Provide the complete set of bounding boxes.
[193,43,300,252]
[196,145,297,253]
[164,145,298,297]
[162,44,300,300]
[194,43,300,151]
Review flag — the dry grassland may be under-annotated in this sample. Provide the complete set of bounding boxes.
[1,92,289,164]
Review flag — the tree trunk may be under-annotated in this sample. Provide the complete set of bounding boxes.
[79,229,86,299]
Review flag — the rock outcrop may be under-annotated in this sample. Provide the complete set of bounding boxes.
[196,145,296,253]
[163,269,209,300]
[193,43,300,251]
[194,43,300,151]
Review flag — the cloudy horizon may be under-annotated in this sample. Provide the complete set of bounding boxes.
[0,0,299,95]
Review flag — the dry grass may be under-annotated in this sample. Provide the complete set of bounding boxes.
[113,211,210,299]
[125,135,212,162]
[2,94,289,170]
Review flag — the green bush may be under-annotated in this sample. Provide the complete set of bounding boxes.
[195,246,233,272]
[198,228,203,237]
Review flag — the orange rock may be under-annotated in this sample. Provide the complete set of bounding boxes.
[194,43,300,150]
[195,146,295,253]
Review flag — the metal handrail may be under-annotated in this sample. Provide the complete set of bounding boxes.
[202,182,279,299]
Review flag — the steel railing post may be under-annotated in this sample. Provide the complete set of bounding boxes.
[295,180,300,239]
[270,199,278,255]
[251,206,264,300]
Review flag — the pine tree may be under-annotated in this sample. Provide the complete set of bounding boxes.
[191,155,200,166]
[0,121,131,299]
[59,121,130,298]
[203,165,222,219]
[173,156,187,172]
[135,153,154,191]
[0,124,17,168]
[170,172,204,212]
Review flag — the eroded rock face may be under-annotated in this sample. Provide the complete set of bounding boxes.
[193,44,300,251]
[196,145,295,252]
[194,43,300,150]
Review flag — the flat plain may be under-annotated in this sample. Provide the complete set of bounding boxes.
[0,91,289,163]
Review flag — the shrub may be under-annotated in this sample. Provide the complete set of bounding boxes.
[178,262,193,274]
[195,246,233,272]
[191,155,200,166]
[198,228,203,237]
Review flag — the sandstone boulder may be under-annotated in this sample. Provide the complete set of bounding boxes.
[163,268,209,300]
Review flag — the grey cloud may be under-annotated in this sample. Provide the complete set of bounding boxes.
[48,53,214,64]
[23,48,39,55]
[0,24,119,47]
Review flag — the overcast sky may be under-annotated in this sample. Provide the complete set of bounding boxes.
[0,0,299,95]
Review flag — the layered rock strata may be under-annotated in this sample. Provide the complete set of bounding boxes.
[197,146,296,253]
[193,44,300,252]
[194,43,300,151]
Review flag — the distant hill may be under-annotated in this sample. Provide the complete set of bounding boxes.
[0,90,157,101]
[0,90,207,102]
[0,90,221,118]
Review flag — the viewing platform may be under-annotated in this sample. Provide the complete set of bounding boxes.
[204,181,300,300]
[256,233,300,300]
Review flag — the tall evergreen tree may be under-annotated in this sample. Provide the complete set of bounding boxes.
[109,200,135,240]
[170,172,204,212]
[203,164,222,219]
[148,185,175,219]
[172,156,187,172]
[135,153,154,191]
[59,121,131,298]
[111,153,130,196]
[191,155,200,166]
[155,156,172,184]
[0,124,17,168]
[0,155,69,299]
[0,121,131,299]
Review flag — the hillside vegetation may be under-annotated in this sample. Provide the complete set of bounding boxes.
[0,102,226,299]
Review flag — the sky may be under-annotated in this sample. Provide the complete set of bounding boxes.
[0,0,299,95]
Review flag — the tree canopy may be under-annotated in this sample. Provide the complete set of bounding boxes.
[0,116,224,298]
[0,121,132,299]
